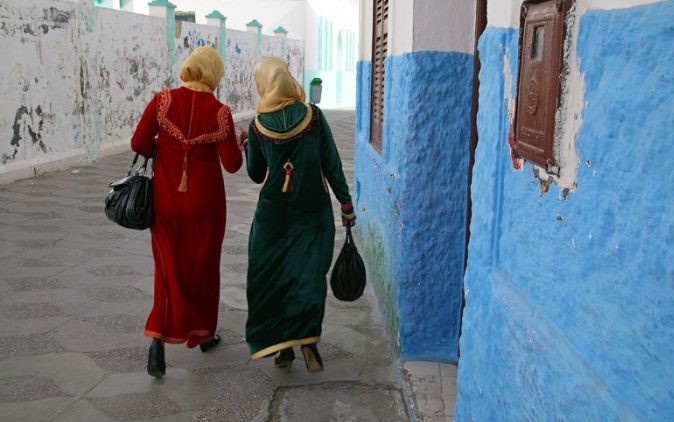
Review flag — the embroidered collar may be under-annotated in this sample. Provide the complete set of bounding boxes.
[157,89,230,145]
[251,104,319,145]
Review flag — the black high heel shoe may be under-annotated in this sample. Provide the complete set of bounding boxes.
[301,343,323,372]
[199,335,221,353]
[147,339,166,377]
[274,348,295,369]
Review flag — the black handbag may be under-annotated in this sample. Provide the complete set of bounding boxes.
[330,226,367,301]
[105,149,155,230]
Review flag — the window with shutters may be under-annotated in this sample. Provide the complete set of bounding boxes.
[370,0,388,151]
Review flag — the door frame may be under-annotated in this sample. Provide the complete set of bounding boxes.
[459,0,488,356]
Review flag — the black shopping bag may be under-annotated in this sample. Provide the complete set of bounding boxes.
[104,149,155,230]
[330,226,366,301]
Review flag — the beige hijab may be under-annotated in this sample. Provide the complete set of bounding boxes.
[253,57,312,139]
[254,57,306,113]
[180,47,224,92]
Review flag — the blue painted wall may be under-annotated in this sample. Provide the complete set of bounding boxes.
[354,51,473,361]
[457,3,674,421]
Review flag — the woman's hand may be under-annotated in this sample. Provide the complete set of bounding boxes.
[341,203,356,227]
[237,129,248,152]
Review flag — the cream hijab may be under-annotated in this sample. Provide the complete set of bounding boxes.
[254,57,306,113]
[179,47,224,92]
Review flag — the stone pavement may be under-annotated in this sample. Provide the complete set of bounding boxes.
[0,110,415,422]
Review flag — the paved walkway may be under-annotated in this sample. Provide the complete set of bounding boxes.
[0,110,412,422]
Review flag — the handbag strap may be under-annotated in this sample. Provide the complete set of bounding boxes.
[146,145,157,173]
[128,145,156,176]
[345,225,354,246]
[127,153,141,176]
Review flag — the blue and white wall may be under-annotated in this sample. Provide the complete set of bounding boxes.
[355,0,476,362]
[457,0,674,420]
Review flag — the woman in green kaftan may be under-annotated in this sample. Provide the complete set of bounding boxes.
[242,57,355,372]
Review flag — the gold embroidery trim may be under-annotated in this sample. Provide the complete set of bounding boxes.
[250,336,321,361]
[157,90,231,145]
[144,328,212,344]
[253,103,313,140]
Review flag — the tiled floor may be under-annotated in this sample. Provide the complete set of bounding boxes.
[402,361,458,422]
[0,109,411,422]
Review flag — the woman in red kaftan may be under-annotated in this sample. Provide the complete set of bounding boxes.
[129,47,242,377]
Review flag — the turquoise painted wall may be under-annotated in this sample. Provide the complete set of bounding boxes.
[309,16,356,107]
[304,70,356,107]
[457,2,674,420]
[354,50,473,361]
[93,0,132,11]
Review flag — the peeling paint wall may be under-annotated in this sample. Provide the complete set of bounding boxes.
[0,0,80,166]
[0,0,304,183]
[92,8,167,153]
[173,21,220,90]
[260,35,284,59]
[225,29,258,115]
[456,1,674,420]
[287,39,305,89]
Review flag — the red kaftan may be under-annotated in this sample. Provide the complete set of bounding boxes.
[130,87,242,348]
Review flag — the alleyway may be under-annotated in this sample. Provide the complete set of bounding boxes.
[0,110,411,422]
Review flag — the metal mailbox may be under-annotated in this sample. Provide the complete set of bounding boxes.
[514,0,572,169]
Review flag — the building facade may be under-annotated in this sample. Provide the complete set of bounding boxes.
[100,0,359,108]
[303,0,359,108]
[356,0,476,362]
[356,0,674,420]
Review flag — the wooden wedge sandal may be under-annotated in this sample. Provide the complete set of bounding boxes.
[301,344,323,372]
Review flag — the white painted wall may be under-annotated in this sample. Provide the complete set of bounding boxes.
[0,0,305,184]
[94,8,168,151]
[0,0,82,170]
[360,0,413,58]
[413,0,475,54]
[358,0,372,60]
[303,0,358,70]
[359,0,477,58]
[304,2,319,70]
[390,0,414,55]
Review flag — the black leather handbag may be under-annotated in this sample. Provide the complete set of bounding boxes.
[330,226,367,301]
[105,149,155,230]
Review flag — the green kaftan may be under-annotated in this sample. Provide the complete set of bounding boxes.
[245,103,351,359]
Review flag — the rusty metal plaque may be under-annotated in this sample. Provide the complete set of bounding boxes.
[514,0,571,168]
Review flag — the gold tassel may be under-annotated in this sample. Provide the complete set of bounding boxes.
[281,161,294,193]
[178,169,188,192]
[178,152,188,192]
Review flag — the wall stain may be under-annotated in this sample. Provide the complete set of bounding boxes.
[2,105,49,164]
[42,7,72,25]
[22,24,36,36]
[99,65,110,89]
[181,29,216,53]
